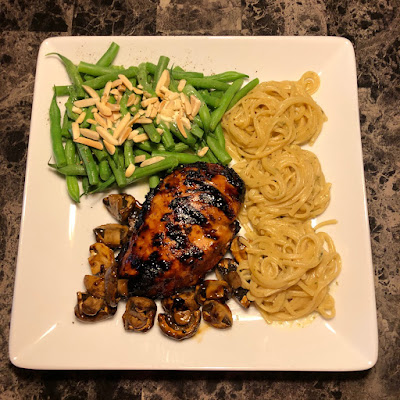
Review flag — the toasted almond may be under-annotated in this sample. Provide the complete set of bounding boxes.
[156,114,162,125]
[141,97,158,108]
[132,87,144,95]
[132,133,149,143]
[143,91,152,98]
[72,106,82,114]
[118,127,132,145]
[159,115,173,123]
[79,128,100,140]
[117,85,126,92]
[111,112,122,122]
[110,88,120,96]
[128,129,139,140]
[126,94,136,107]
[136,118,153,124]
[74,137,103,150]
[190,95,201,117]
[92,107,98,113]
[74,98,97,108]
[177,79,187,92]
[86,118,97,125]
[125,163,136,178]
[103,140,115,155]
[107,103,120,112]
[197,146,209,157]
[96,126,119,146]
[95,101,112,117]
[176,115,188,138]
[174,99,182,111]
[168,92,180,101]
[138,109,146,116]
[137,84,144,89]
[82,85,100,100]
[94,113,107,128]
[118,74,133,91]
[158,100,167,113]
[134,155,146,163]
[111,79,123,88]
[150,105,158,119]
[106,118,113,129]
[181,93,192,115]
[156,128,164,134]
[181,116,191,130]
[71,122,80,140]
[145,104,153,118]
[155,70,170,97]
[130,113,141,124]
[75,111,86,124]
[133,95,140,105]
[140,156,165,167]
[113,112,131,139]
[104,81,112,97]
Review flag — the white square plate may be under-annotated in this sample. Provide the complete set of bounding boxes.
[9,36,378,371]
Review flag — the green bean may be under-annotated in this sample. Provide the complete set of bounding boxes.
[80,106,94,129]
[153,56,170,89]
[132,148,151,158]
[143,123,161,144]
[206,135,232,165]
[124,140,135,167]
[169,122,197,148]
[149,175,160,188]
[83,67,138,89]
[107,154,126,188]
[183,84,211,133]
[214,123,225,148]
[199,91,221,108]
[126,157,179,184]
[78,62,124,77]
[190,123,204,139]
[99,160,112,181]
[64,140,80,202]
[61,110,71,138]
[54,85,72,97]
[158,121,175,151]
[83,42,120,81]
[146,62,203,80]
[209,78,244,131]
[88,175,116,194]
[186,78,230,91]
[76,143,99,185]
[136,140,158,153]
[92,148,108,162]
[48,53,85,98]
[173,142,190,152]
[137,63,157,97]
[227,78,259,110]
[49,164,87,176]
[65,95,79,120]
[208,90,224,98]
[82,177,90,195]
[49,92,67,167]
[195,140,219,163]
[205,71,249,82]
[152,150,202,164]
[119,91,130,116]
[193,115,203,129]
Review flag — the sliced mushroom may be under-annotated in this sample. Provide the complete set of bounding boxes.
[158,310,201,340]
[83,275,105,298]
[117,279,129,299]
[230,236,247,263]
[93,223,129,249]
[196,280,231,305]
[127,201,143,232]
[215,258,251,309]
[161,287,200,314]
[202,300,233,329]
[88,242,115,275]
[74,292,117,322]
[122,297,157,332]
[103,194,138,223]
[104,264,118,307]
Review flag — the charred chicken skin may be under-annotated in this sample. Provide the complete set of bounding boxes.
[118,162,245,297]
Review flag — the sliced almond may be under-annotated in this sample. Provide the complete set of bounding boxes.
[181,116,191,130]
[178,79,187,92]
[137,84,144,89]
[96,126,119,146]
[111,79,123,88]
[155,114,162,125]
[128,129,139,140]
[155,70,170,97]
[74,98,97,108]
[145,104,153,118]
[72,106,82,114]
[117,85,126,93]
[111,113,121,122]
[110,88,120,96]
[168,92,180,101]
[133,87,144,95]
[156,128,164,134]
[118,127,132,145]
[94,113,107,129]
[95,101,112,117]
[159,114,173,123]
[113,113,131,139]
[197,146,209,157]
[126,94,136,107]
[79,128,100,140]
[150,105,158,119]
[176,115,188,138]
[104,81,112,97]
[136,117,153,124]
[75,111,86,124]
[190,95,201,117]
[82,85,100,100]
[133,95,140,105]
[106,103,120,112]
[103,140,115,155]
[140,156,165,167]
[106,118,113,129]
[181,93,192,115]
[134,155,146,163]
[125,163,136,178]
[86,118,97,125]
[74,137,103,150]
[118,74,133,91]
[71,122,80,140]
[132,133,149,143]
[92,107,98,113]
[141,97,158,108]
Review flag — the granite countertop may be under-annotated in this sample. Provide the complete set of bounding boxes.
[0,0,399,399]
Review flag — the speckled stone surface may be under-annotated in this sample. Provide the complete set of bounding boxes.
[0,0,399,399]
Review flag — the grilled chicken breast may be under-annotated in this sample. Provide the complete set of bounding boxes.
[119,162,245,297]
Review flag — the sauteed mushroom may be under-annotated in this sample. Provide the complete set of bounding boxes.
[158,310,201,340]
[230,236,247,263]
[93,224,129,249]
[202,300,233,329]
[88,242,115,275]
[161,287,200,314]
[117,279,129,299]
[74,292,117,322]
[215,258,251,309]
[196,280,231,305]
[104,264,118,307]
[122,297,157,332]
[103,194,137,223]
[83,275,105,298]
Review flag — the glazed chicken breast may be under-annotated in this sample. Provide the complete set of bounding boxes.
[118,162,245,297]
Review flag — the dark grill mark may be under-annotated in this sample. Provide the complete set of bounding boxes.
[165,222,188,250]
[169,197,208,226]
